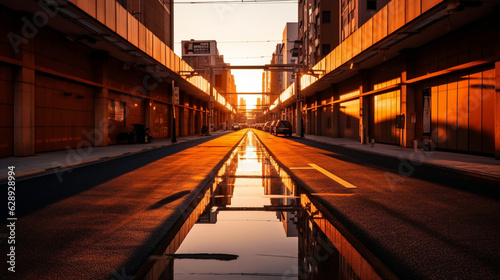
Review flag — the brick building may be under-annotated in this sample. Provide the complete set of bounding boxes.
[0,0,234,157]
[272,0,500,158]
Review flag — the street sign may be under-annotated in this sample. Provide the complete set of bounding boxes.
[181,40,217,56]
[173,87,180,105]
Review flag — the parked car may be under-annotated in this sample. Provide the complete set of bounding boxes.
[232,123,240,130]
[272,120,293,136]
[269,120,278,134]
[263,121,272,132]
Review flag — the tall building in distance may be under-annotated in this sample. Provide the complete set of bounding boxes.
[263,22,298,113]
[298,0,339,67]
[298,0,389,67]
[181,40,238,109]
[282,22,299,90]
[116,0,174,48]
[263,43,284,109]
[238,97,247,124]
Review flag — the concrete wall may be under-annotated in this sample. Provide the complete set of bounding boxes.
[289,11,500,156]
[0,4,231,158]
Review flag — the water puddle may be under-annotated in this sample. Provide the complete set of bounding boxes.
[136,131,391,280]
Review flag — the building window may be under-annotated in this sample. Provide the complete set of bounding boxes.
[108,100,125,124]
[367,0,376,10]
[322,11,331,23]
[346,116,351,129]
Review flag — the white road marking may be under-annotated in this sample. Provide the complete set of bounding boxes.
[309,163,358,189]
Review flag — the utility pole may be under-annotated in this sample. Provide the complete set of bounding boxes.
[295,70,302,137]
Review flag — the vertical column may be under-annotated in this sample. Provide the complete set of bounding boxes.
[401,85,416,148]
[94,88,109,146]
[332,85,339,138]
[14,67,35,156]
[13,31,36,156]
[359,71,370,144]
[314,93,319,135]
[208,67,214,135]
[296,73,302,137]
[401,49,417,148]
[145,100,154,137]
[93,52,110,147]
[333,103,340,138]
[359,96,369,144]
[495,61,500,159]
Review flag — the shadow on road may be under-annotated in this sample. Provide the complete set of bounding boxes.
[289,137,500,200]
[4,136,222,220]
[147,191,191,210]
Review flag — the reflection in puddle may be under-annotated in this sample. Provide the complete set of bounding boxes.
[136,131,389,280]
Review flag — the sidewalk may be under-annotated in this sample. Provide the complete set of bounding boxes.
[0,130,232,180]
[301,134,500,180]
[2,130,499,181]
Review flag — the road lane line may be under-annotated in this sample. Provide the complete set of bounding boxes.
[309,163,358,189]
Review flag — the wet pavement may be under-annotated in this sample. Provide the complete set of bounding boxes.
[253,129,500,280]
[136,131,391,279]
[4,129,497,279]
[0,130,247,280]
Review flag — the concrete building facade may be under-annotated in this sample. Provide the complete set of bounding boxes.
[182,41,238,130]
[282,22,298,89]
[272,0,500,158]
[262,43,283,111]
[341,0,391,41]
[117,0,173,47]
[299,0,390,67]
[298,0,340,67]
[0,0,234,158]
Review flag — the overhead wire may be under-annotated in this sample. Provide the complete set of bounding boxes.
[172,0,296,4]
[174,40,281,44]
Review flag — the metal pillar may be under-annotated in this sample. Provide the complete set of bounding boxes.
[296,73,302,137]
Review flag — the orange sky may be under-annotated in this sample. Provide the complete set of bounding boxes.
[174,1,297,107]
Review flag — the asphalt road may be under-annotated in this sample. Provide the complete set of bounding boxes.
[0,131,246,280]
[253,129,500,280]
[2,129,499,280]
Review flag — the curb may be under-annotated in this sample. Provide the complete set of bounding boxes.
[295,135,500,181]
[0,132,233,184]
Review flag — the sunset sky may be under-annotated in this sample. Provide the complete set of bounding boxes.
[174,0,298,107]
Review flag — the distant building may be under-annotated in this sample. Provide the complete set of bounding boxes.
[181,40,238,109]
[298,0,388,67]
[263,23,298,121]
[282,22,298,90]
[263,43,283,109]
[238,98,247,123]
